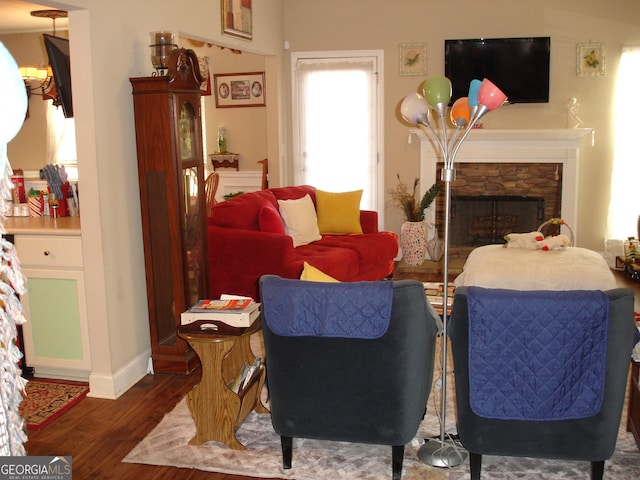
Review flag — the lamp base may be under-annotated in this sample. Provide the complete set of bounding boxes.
[417,437,468,468]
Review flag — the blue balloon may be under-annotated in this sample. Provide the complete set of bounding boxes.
[468,79,482,106]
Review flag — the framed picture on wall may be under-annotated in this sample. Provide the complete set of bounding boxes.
[221,0,253,40]
[214,72,266,108]
[577,43,606,77]
[399,43,427,76]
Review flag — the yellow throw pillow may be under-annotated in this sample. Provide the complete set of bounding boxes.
[300,262,339,282]
[315,189,363,234]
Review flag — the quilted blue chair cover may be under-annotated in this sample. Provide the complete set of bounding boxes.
[259,275,440,479]
[466,287,609,421]
[448,286,636,479]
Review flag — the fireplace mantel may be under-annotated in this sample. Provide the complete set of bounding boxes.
[410,128,594,243]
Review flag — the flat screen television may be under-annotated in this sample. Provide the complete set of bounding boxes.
[444,37,550,104]
[43,34,73,118]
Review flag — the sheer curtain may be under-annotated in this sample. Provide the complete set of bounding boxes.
[606,45,640,241]
[293,55,380,210]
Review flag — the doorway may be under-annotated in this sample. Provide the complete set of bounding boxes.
[291,50,384,219]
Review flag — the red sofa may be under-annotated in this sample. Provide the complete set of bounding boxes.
[207,185,398,299]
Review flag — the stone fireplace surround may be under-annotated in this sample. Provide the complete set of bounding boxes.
[410,128,593,253]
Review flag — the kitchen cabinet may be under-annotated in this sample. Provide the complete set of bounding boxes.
[130,48,209,374]
[9,218,91,380]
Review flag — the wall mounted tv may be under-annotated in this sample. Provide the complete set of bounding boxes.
[444,37,550,104]
[43,34,73,118]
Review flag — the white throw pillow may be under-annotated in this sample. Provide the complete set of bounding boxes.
[277,194,322,247]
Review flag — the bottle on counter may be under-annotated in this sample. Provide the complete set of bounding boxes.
[49,193,59,219]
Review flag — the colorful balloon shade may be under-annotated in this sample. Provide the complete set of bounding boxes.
[422,76,452,107]
[450,97,470,128]
[467,79,482,107]
[477,78,507,111]
[400,92,430,125]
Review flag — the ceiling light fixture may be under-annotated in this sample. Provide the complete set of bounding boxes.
[19,10,68,100]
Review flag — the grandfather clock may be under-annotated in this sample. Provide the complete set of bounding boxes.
[130,48,208,374]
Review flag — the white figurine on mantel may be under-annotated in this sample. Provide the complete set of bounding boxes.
[566,97,584,129]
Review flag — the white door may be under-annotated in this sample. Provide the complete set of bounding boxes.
[291,51,384,222]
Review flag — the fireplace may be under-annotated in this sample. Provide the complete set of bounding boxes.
[411,128,593,255]
[451,195,545,246]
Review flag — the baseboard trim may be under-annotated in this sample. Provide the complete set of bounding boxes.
[88,350,151,399]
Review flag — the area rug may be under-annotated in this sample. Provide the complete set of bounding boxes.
[19,379,89,430]
[123,395,640,480]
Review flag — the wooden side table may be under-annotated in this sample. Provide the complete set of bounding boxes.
[628,360,640,451]
[178,319,269,450]
[209,153,239,171]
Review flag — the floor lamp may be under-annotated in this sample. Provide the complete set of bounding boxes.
[400,77,507,467]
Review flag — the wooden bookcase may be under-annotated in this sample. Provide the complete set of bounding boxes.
[130,49,209,374]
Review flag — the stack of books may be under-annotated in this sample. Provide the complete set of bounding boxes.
[181,294,261,327]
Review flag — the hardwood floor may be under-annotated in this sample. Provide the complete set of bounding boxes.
[24,271,639,479]
[24,372,267,480]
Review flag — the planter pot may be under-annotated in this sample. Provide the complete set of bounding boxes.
[426,228,445,262]
[400,221,427,266]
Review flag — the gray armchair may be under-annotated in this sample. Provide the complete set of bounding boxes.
[259,275,440,480]
[448,286,636,480]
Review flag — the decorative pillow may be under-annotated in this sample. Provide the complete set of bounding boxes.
[258,201,285,234]
[300,262,339,282]
[277,194,322,247]
[315,189,363,234]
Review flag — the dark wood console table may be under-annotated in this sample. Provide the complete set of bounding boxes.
[178,319,269,449]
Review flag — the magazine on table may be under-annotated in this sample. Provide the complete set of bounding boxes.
[190,295,255,313]
[228,357,262,394]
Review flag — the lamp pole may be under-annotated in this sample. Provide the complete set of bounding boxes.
[400,77,507,467]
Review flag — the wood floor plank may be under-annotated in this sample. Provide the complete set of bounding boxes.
[23,371,273,479]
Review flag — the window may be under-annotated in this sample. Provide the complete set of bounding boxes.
[291,51,383,220]
[607,45,640,240]
[46,102,77,179]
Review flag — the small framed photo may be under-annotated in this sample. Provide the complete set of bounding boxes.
[577,43,606,77]
[399,43,427,76]
[221,0,253,40]
[214,72,265,108]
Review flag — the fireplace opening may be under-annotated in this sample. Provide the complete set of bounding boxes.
[450,195,545,246]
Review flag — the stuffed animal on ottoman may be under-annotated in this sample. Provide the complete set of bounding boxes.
[537,234,571,251]
[503,231,544,249]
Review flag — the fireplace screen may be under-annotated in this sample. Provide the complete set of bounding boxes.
[450,196,545,246]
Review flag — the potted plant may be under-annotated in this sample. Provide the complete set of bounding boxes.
[389,175,440,265]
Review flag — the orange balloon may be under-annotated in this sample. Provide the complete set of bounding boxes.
[450,97,470,128]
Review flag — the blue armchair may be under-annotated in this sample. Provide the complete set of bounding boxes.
[448,286,636,480]
[259,275,440,480]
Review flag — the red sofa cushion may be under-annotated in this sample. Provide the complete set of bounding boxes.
[318,232,399,270]
[293,243,361,281]
[270,185,316,203]
[259,201,286,234]
[208,189,278,230]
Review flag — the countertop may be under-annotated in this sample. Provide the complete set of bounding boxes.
[2,216,81,235]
